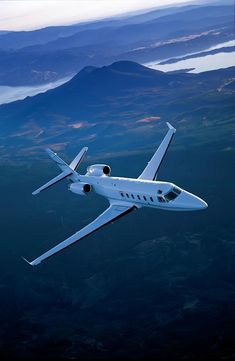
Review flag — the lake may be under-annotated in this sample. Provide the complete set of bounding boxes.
[147,51,235,73]
[0,75,73,105]
[145,40,235,73]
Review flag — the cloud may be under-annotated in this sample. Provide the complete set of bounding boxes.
[136,116,161,123]
[69,122,84,129]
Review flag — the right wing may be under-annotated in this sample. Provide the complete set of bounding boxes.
[138,122,176,181]
[23,203,136,266]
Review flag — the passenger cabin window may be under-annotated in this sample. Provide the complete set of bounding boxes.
[137,195,141,200]
[131,194,135,199]
[126,193,130,198]
[143,196,147,201]
[158,196,165,203]
[120,192,124,197]
[150,197,154,202]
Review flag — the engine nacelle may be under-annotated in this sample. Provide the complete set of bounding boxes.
[86,164,111,177]
[69,182,91,196]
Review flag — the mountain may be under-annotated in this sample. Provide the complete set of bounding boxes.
[0,61,234,161]
[0,5,201,51]
[29,6,231,51]
[0,4,233,86]
[0,20,124,51]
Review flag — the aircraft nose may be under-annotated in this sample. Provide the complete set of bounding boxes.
[178,190,208,210]
[191,194,208,210]
[196,198,208,209]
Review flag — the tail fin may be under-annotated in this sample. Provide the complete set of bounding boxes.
[32,147,88,196]
[69,147,88,171]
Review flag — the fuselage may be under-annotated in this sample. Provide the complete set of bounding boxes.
[77,175,208,211]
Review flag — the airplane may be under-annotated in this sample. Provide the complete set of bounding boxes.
[23,122,207,266]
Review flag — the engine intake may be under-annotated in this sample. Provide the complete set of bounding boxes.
[86,164,111,177]
[69,182,91,196]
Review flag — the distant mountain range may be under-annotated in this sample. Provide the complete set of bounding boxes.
[0,3,234,85]
[0,61,234,162]
[0,5,200,51]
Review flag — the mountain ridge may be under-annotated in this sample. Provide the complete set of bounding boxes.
[0,60,191,115]
[0,61,234,163]
[0,4,233,86]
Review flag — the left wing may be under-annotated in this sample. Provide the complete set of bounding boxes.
[23,204,136,266]
[138,122,176,181]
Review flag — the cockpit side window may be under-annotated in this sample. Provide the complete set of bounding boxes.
[172,186,181,195]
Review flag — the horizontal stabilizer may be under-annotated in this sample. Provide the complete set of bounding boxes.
[32,146,88,196]
[46,148,70,172]
[32,169,72,195]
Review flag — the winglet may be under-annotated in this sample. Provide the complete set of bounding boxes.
[166,122,176,133]
[22,257,41,266]
[22,256,42,266]
[22,257,33,266]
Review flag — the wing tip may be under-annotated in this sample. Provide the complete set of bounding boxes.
[166,122,176,133]
[22,257,33,266]
[22,257,40,266]
[32,190,40,196]
[45,147,55,154]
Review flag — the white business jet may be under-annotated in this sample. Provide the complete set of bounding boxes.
[23,123,207,266]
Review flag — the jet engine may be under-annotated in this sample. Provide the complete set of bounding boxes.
[86,164,111,177]
[69,182,91,196]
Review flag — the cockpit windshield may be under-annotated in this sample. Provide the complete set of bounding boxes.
[164,186,181,202]
[165,191,178,201]
[157,186,181,203]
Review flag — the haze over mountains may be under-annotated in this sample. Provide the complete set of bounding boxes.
[0,3,234,85]
[0,0,234,161]
[0,61,234,162]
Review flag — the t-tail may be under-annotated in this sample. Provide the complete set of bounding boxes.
[32,147,88,195]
